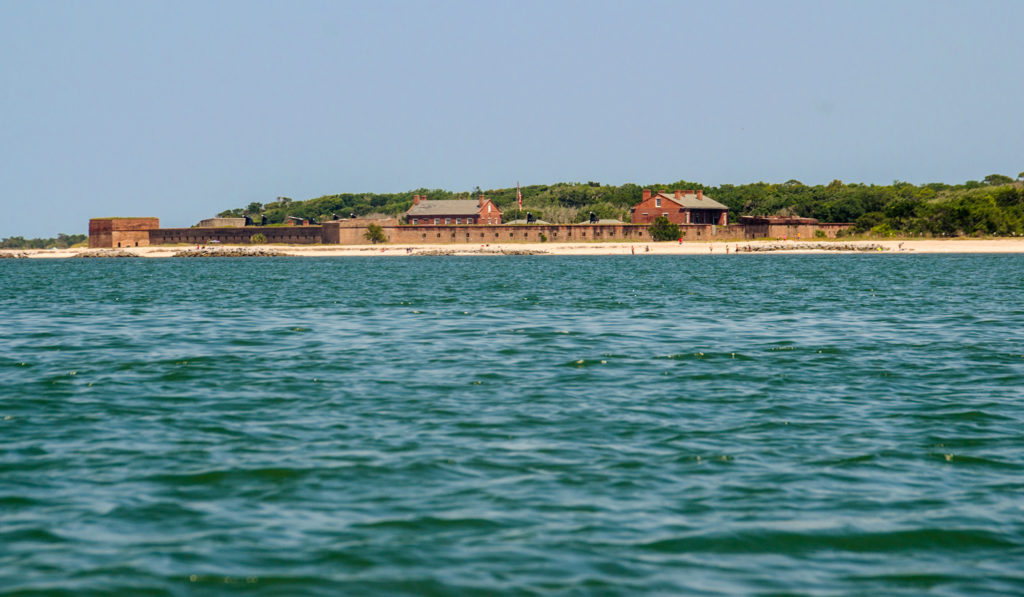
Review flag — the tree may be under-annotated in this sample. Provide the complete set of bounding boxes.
[648,215,680,241]
[983,174,1014,186]
[364,224,386,244]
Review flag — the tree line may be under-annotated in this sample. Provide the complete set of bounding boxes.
[1,233,87,249]
[216,172,1024,237]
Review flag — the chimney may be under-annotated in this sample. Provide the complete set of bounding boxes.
[697,189,703,200]
[642,189,652,201]
[674,190,682,199]
[413,194,420,205]
[479,194,486,207]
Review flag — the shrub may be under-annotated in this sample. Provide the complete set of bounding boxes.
[648,215,681,241]
[364,224,386,244]
[250,233,267,244]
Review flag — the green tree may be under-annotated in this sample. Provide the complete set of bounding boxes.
[854,211,885,233]
[648,216,681,241]
[983,174,1014,186]
[364,224,386,244]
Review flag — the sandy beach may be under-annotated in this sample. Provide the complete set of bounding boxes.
[5,238,1024,259]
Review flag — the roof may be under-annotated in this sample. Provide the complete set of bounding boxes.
[655,192,728,210]
[407,200,491,217]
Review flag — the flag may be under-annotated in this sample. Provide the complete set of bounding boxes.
[517,182,522,210]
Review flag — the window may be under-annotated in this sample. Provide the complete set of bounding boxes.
[455,218,461,225]
[411,218,418,225]
[445,218,451,225]
[467,218,474,224]
[434,218,439,225]
[655,198,661,207]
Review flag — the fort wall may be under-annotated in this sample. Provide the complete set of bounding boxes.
[149,226,323,245]
[89,218,854,248]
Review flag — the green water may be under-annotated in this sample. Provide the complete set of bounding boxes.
[2,255,1023,595]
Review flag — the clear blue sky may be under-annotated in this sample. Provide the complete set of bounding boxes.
[1,0,1022,238]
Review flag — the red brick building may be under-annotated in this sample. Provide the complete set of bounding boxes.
[630,189,729,226]
[88,217,160,248]
[405,195,503,225]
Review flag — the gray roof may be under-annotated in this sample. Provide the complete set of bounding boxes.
[656,192,728,210]
[407,200,487,217]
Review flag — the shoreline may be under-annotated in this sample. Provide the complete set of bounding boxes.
[5,238,1024,258]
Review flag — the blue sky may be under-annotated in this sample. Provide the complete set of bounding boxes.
[1,0,1022,237]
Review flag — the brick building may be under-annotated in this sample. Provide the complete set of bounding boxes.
[88,217,160,248]
[631,189,729,226]
[405,194,503,225]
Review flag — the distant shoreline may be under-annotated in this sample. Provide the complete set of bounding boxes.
[6,238,1024,258]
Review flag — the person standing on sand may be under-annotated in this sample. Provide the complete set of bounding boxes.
[631,246,635,255]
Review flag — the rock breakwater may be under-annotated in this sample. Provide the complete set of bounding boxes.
[411,248,549,256]
[736,242,886,253]
[73,250,138,258]
[172,247,287,257]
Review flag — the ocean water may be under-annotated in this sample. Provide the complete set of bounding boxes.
[1,254,1023,595]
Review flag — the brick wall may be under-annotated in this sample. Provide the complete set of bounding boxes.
[149,226,324,245]
[88,218,160,248]
[89,217,856,248]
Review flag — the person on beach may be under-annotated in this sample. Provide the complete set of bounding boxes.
[631,246,635,255]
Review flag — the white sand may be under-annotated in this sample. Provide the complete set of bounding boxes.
[6,238,1024,259]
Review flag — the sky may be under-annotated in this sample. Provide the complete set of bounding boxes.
[1,0,1022,238]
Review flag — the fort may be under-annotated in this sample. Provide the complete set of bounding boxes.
[89,190,853,248]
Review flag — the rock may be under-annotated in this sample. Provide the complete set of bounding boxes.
[172,247,287,257]
[737,243,885,253]
[73,250,138,258]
